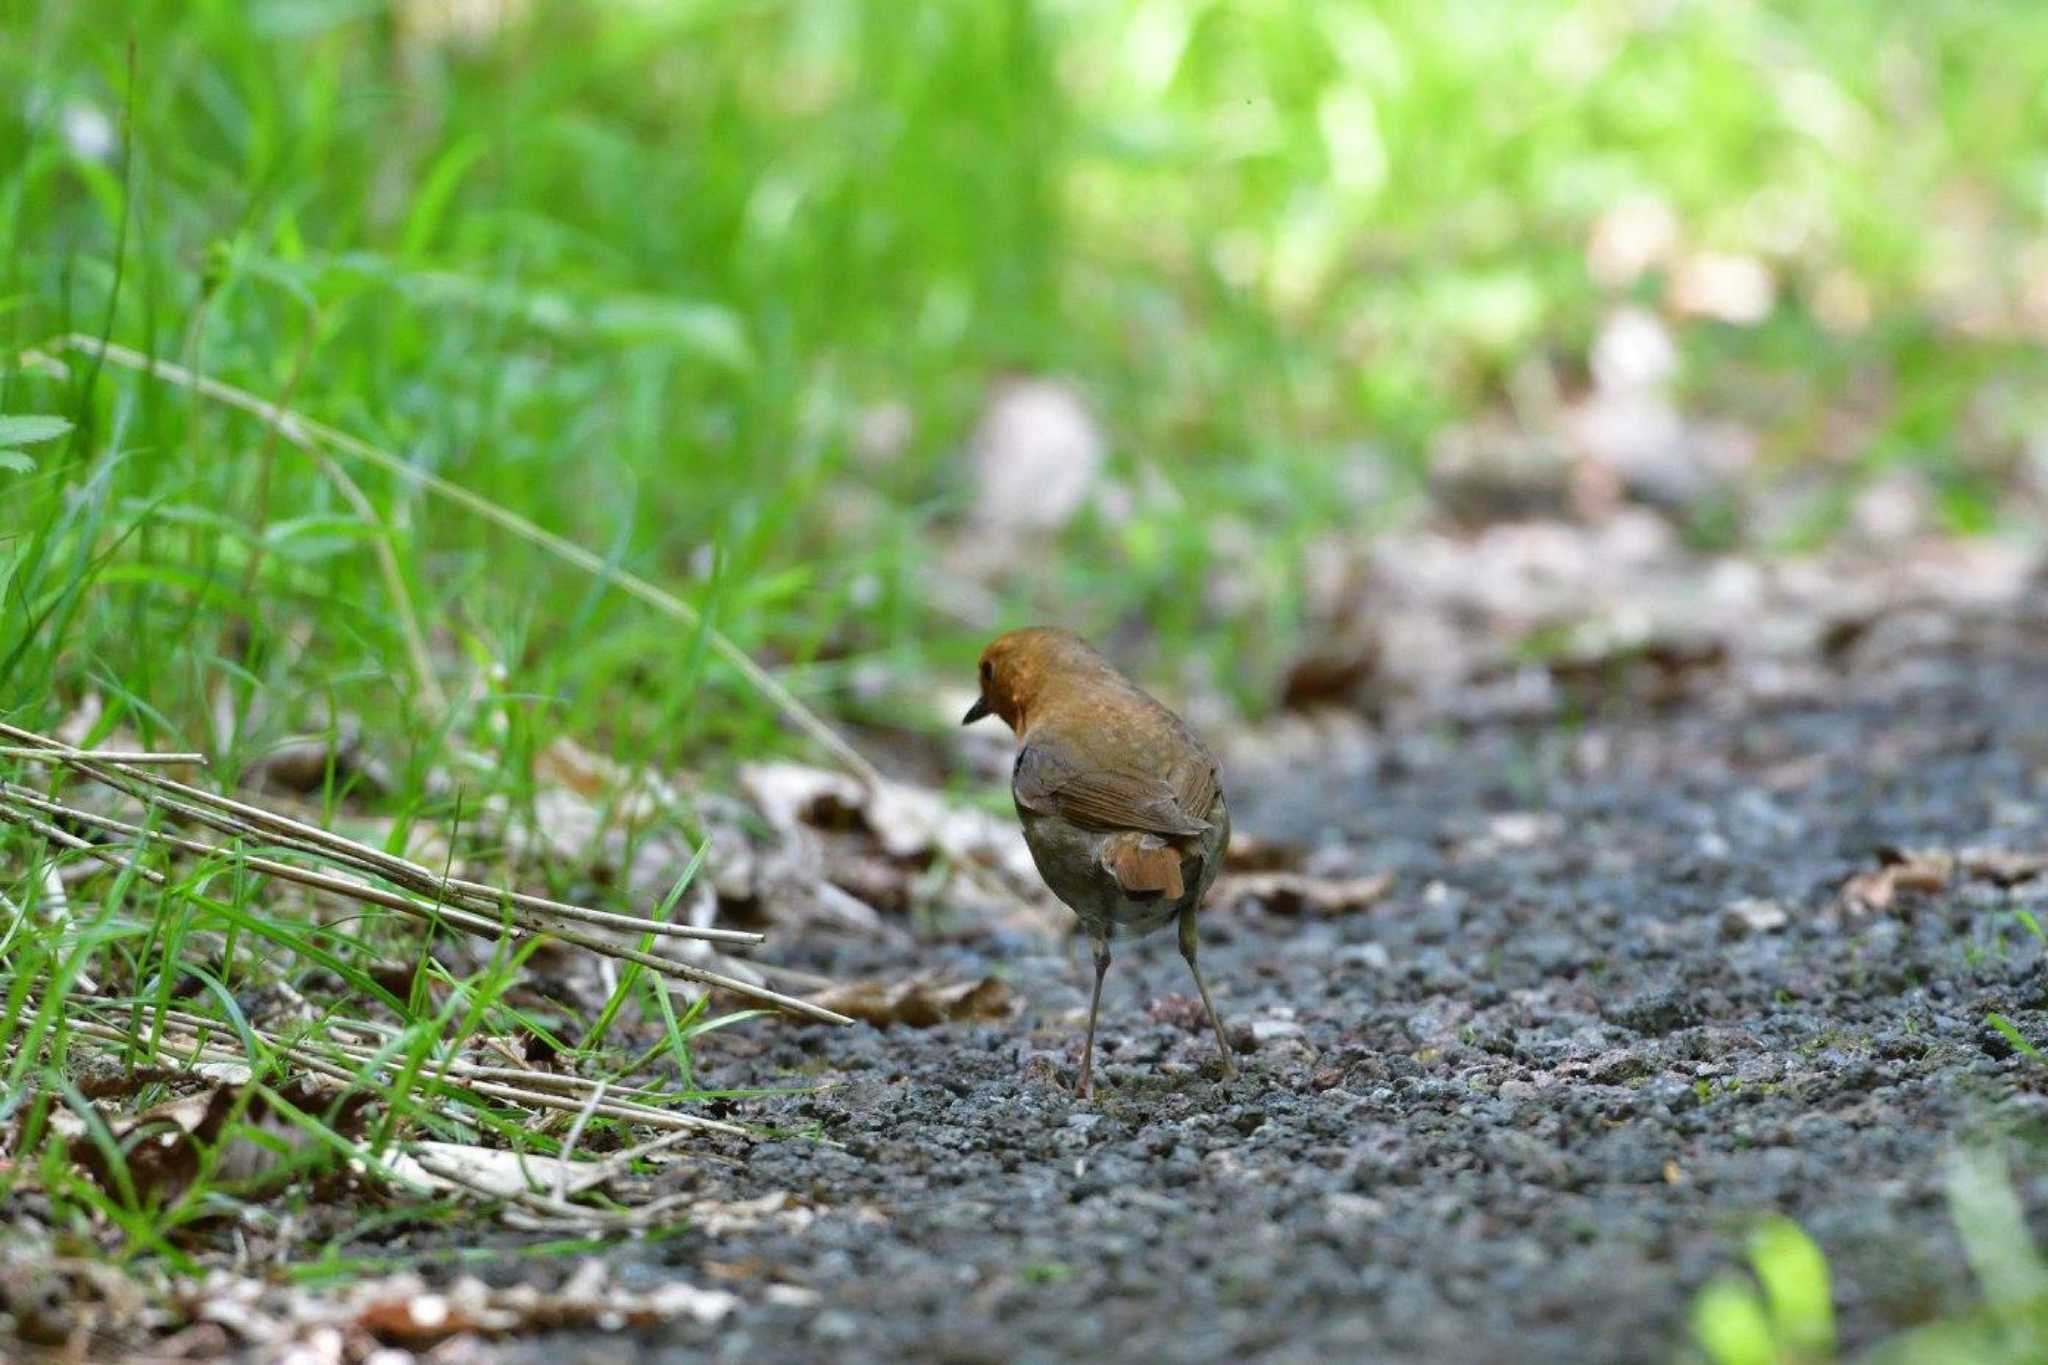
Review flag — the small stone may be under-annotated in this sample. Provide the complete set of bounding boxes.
[813,1310,860,1342]
[1019,1052,1065,1088]
[1499,1079,1539,1102]
[1721,897,1790,938]
[1338,942,1394,972]
[1588,1050,1650,1085]
[1604,989,1700,1036]
[1324,1192,1386,1226]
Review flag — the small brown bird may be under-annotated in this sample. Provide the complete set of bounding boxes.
[964,626,1235,1096]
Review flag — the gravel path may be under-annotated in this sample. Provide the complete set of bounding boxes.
[489,599,2048,1364]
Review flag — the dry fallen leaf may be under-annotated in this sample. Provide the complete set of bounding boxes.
[1721,897,1789,938]
[733,762,1040,935]
[0,1252,148,1350]
[1839,847,1955,916]
[353,1264,737,1346]
[1217,871,1395,916]
[244,725,388,799]
[740,762,1033,874]
[1221,833,1306,873]
[802,974,1016,1027]
[1958,847,2048,886]
[1839,867,1899,915]
[1279,643,1381,711]
[381,1141,611,1201]
[687,1190,822,1237]
[58,1078,370,1206]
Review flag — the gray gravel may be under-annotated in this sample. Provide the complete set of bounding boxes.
[482,600,2048,1364]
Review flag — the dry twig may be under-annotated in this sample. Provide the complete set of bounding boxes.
[0,723,853,1024]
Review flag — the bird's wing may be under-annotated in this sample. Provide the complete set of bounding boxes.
[1013,734,1216,838]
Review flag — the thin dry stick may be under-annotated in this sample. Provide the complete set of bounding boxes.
[127,1006,691,1108]
[0,889,23,955]
[404,1149,693,1230]
[343,1056,675,1107]
[0,777,569,948]
[552,1081,608,1201]
[446,1074,750,1135]
[20,333,881,789]
[581,1122,707,1179]
[496,1196,694,1234]
[742,958,840,991]
[64,1024,751,1143]
[3,802,840,1029]
[0,724,765,947]
[0,785,849,1023]
[0,747,207,765]
[6,753,786,1004]
[0,803,169,887]
[62,1009,754,1138]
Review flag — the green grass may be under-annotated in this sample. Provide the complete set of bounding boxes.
[1692,1153,2048,1365]
[5,0,2048,1296]
[8,1,2048,750]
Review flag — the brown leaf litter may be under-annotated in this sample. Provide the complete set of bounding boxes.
[1279,512,2041,725]
[1836,843,2047,917]
[190,1259,739,1354]
[44,1076,374,1208]
[1215,871,1396,917]
[802,974,1018,1028]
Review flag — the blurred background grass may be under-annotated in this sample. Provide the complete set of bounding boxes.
[5,0,2048,771]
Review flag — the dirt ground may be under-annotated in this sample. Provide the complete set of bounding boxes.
[449,586,2048,1362]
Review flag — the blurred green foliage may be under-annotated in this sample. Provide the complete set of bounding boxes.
[4,0,2048,753]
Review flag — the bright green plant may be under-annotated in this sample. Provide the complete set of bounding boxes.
[1693,1216,1835,1365]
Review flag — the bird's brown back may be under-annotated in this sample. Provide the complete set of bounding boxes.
[1017,673,1221,837]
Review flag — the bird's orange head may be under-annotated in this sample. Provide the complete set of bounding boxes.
[961,626,1107,735]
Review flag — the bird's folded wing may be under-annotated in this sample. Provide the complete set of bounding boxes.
[1014,736,1216,837]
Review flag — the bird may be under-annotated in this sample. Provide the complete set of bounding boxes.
[963,626,1235,1097]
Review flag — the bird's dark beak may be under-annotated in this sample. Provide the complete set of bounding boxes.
[961,695,992,725]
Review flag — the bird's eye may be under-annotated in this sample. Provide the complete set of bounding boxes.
[980,660,993,683]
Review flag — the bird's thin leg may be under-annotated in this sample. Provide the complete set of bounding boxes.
[1179,907,1237,1079]
[1078,935,1112,1099]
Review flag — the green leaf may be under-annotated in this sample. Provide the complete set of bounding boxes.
[1749,1216,1834,1353]
[1986,1012,2043,1062]
[1946,1146,2048,1308]
[1692,1275,1775,1365]
[0,414,73,447]
[0,450,35,474]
